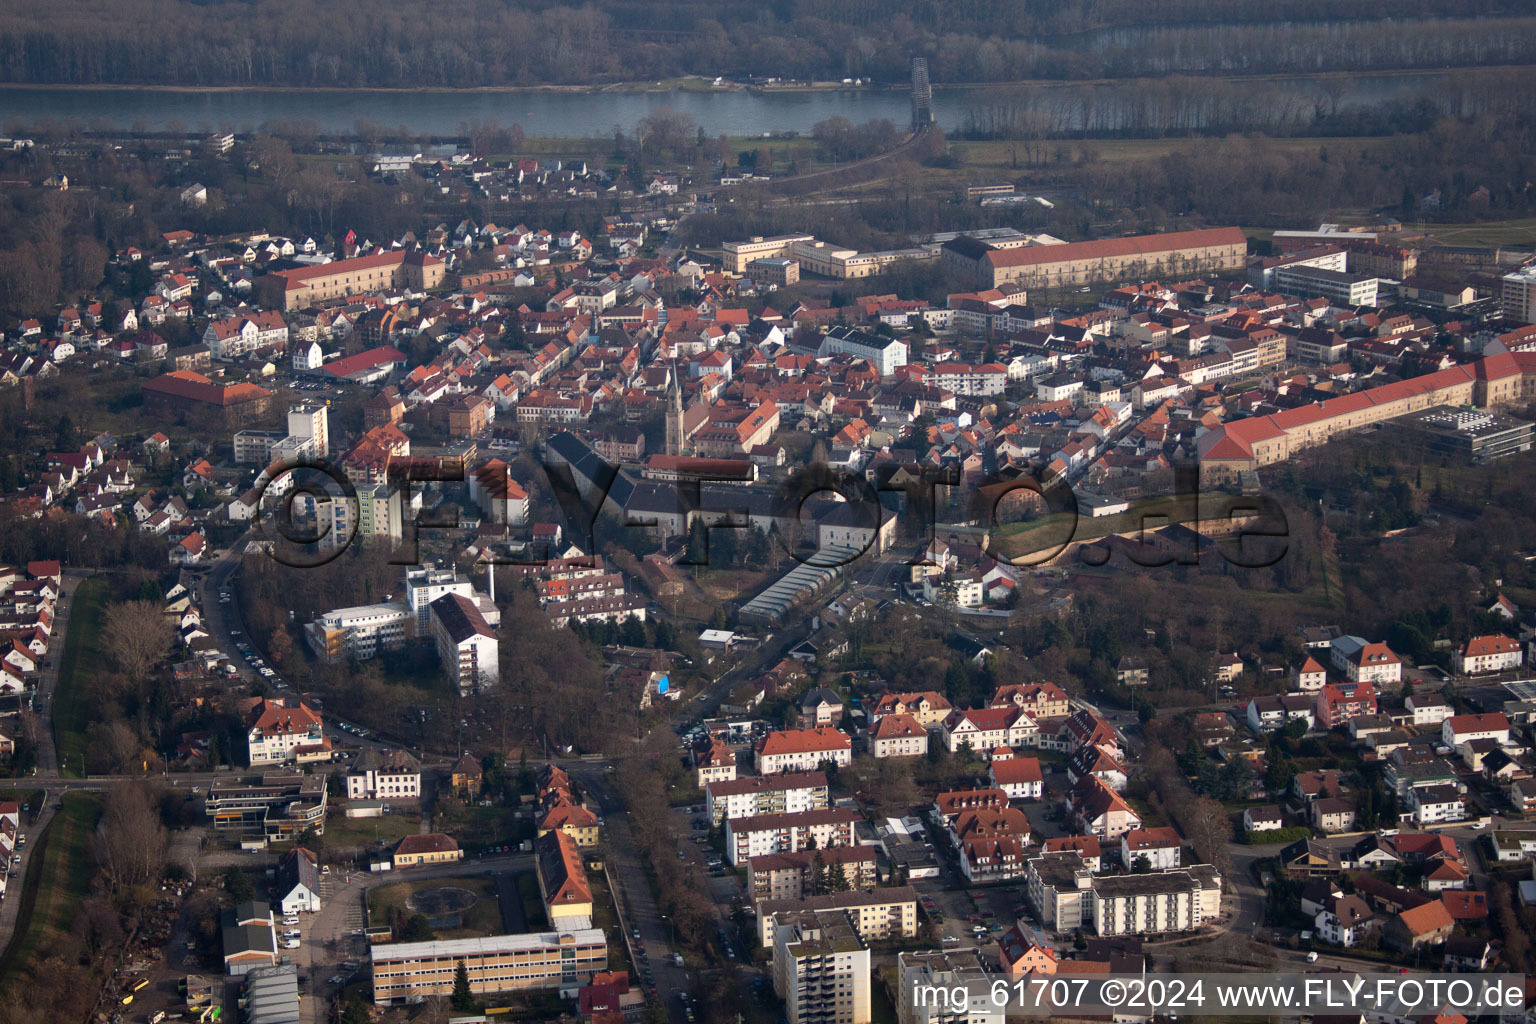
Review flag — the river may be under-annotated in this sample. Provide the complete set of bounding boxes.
[0,72,1459,139]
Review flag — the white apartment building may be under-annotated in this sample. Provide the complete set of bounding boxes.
[346,751,422,801]
[405,565,474,635]
[287,401,329,457]
[305,602,411,662]
[988,757,1043,800]
[705,772,829,825]
[1501,266,1536,323]
[246,699,325,766]
[754,729,853,774]
[819,325,908,377]
[869,714,929,759]
[204,311,288,359]
[930,363,1007,397]
[1404,694,1452,726]
[1086,867,1221,937]
[898,950,1003,1024]
[429,592,499,696]
[1452,635,1523,676]
[1442,712,1511,749]
[1119,828,1182,871]
[725,808,860,866]
[939,707,1039,754]
[771,911,871,1024]
[1407,784,1466,825]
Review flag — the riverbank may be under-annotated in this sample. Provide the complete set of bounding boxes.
[1,62,1530,96]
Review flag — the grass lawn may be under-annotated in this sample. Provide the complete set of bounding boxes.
[1417,216,1536,247]
[321,812,421,851]
[433,803,532,850]
[992,495,1200,562]
[588,872,630,978]
[52,577,108,777]
[0,791,101,983]
[368,875,503,937]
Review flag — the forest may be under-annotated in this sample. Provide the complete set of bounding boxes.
[0,0,1534,88]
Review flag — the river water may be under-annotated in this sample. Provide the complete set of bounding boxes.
[0,73,1444,139]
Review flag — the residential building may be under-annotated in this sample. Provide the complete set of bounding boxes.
[872,693,952,733]
[1085,866,1221,937]
[1311,797,1358,833]
[246,699,325,766]
[726,808,861,866]
[870,714,930,758]
[755,728,853,774]
[1500,266,1536,323]
[1243,806,1283,833]
[345,749,421,801]
[1315,894,1375,948]
[769,910,871,1024]
[1025,851,1092,932]
[988,757,1043,800]
[275,847,322,915]
[1071,777,1142,839]
[536,830,594,931]
[429,592,499,695]
[1316,681,1379,728]
[707,772,830,825]
[756,888,919,947]
[1405,694,1453,726]
[746,848,879,904]
[1453,635,1523,676]
[394,833,462,868]
[370,930,607,1005]
[1120,827,1181,871]
[898,949,1003,1024]
[1407,785,1466,826]
[694,736,737,788]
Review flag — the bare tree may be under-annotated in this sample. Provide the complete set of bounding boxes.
[102,599,176,686]
[92,783,168,891]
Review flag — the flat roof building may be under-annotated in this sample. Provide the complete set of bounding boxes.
[370,930,607,1005]
[1396,406,1534,464]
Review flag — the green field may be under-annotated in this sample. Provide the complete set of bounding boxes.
[52,577,108,778]
[321,811,422,850]
[991,495,1202,562]
[0,791,102,982]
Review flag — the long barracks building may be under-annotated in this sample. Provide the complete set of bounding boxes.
[943,226,1246,291]
[258,251,446,310]
[1198,350,1536,484]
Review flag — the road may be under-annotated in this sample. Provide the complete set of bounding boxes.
[29,568,90,776]
[574,766,695,1023]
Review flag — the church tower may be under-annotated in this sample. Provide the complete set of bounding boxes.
[665,362,684,457]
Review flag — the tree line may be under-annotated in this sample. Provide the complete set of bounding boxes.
[1,0,1534,88]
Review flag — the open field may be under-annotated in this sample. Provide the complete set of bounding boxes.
[951,135,1393,173]
[0,791,101,983]
[52,576,107,778]
[368,874,504,937]
[1420,217,1536,247]
[321,810,421,851]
